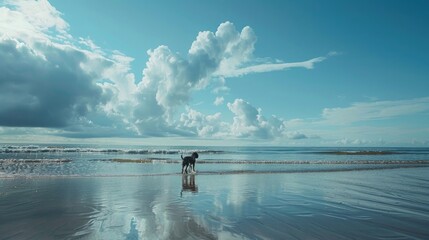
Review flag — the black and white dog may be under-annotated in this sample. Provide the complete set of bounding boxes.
[181,152,198,174]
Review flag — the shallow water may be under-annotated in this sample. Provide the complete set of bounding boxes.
[1,168,429,239]
[1,145,429,177]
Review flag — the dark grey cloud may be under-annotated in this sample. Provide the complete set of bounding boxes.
[0,38,104,127]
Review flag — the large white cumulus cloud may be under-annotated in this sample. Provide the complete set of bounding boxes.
[131,22,257,136]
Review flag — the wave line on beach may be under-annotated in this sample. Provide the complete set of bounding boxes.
[1,164,428,179]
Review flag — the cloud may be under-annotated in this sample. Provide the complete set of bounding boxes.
[227,99,288,139]
[177,99,309,140]
[129,22,257,136]
[334,138,386,146]
[0,0,70,43]
[0,38,105,127]
[286,131,308,140]
[179,107,226,137]
[223,99,309,140]
[214,96,224,106]
[276,97,429,146]
[218,57,326,77]
[327,51,341,57]
[0,0,136,133]
[322,97,429,124]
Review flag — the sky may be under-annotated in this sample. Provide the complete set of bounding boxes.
[0,0,428,146]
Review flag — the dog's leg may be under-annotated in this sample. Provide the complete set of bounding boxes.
[188,162,194,174]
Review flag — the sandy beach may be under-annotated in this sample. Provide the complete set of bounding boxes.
[1,167,428,239]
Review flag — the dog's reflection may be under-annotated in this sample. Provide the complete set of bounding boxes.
[181,174,198,197]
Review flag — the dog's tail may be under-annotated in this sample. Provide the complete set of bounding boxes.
[181,155,184,160]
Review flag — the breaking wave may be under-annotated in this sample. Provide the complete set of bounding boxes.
[0,145,225,155]
[314,150,400,155]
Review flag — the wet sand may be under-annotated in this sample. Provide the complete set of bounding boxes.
[1,168,429,239]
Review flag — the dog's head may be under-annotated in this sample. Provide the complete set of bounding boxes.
[191,152,199,159]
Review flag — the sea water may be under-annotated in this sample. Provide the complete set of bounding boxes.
[1,144,429,177]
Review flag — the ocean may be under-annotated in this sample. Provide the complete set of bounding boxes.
[1,144,429,239]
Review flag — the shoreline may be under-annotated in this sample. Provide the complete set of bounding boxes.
[1,164,429,179]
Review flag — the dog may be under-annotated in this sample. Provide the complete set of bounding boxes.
[181,152,198,174]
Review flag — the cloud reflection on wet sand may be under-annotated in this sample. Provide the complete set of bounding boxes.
[1,168,429,239]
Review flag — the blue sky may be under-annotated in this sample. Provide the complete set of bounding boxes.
[0,0,428,146]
